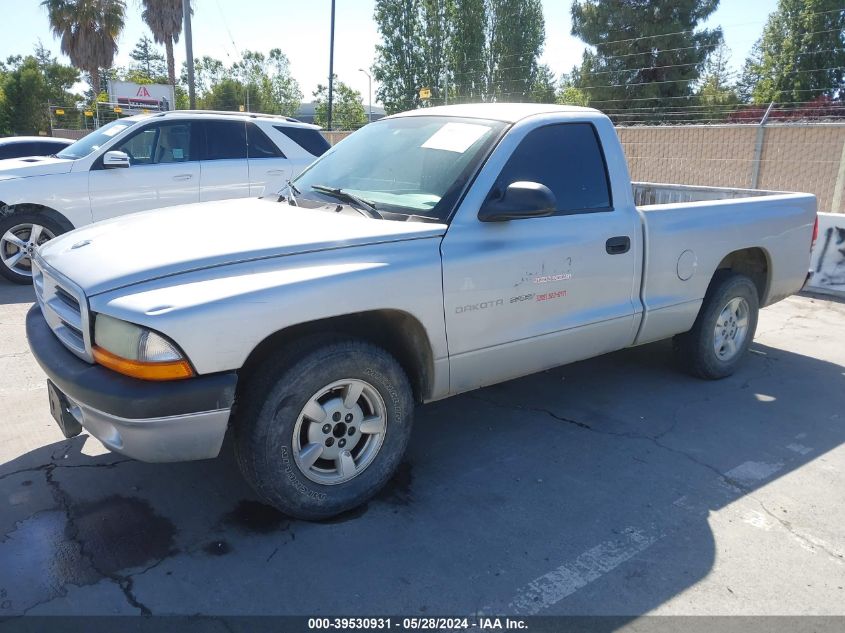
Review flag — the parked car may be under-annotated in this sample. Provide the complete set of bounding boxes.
[0,136,74,160]
[26,104,817,519]
[0,111,329,283]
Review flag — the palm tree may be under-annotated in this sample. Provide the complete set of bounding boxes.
[140,0,184,88]
[42,0,126,98]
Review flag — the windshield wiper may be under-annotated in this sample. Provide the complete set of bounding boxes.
[278,180,301,206]
[310,184,382,218]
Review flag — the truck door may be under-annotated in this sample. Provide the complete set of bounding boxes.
[440,121,640,394]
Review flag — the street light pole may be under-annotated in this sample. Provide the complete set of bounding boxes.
[358,68,372,123]
[183,0,195,109]
[327,0,336,131]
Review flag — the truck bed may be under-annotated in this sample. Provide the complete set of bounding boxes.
[633,182,775,206]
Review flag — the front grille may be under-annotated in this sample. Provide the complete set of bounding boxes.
[33,258,92,362]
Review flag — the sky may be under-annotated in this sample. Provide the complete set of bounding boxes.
[0,0,780,107]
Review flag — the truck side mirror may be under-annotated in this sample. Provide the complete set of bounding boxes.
[478,181,556,222]
[103,150,131,169]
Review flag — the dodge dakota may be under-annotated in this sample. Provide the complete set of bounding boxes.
[26,104,818,519]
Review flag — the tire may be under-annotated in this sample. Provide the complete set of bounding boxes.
[0,211,71,284]
[673,272,759,380]
[233,336,414,520]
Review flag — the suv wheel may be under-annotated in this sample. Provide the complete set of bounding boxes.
[0,213,69,284]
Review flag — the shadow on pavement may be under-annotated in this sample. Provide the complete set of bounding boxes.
[0,338,843,616]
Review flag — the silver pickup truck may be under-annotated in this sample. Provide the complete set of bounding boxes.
[26,104,817,519]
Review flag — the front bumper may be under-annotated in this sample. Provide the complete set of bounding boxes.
[26,305,238,462]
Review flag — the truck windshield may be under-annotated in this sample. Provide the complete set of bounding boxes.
[291,116,507,221]
[56,119,137,160]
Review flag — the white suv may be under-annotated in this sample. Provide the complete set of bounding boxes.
[0,111,329,283]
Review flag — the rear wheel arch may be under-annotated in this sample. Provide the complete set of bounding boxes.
[712,247,770,305]
[237,309,436,404]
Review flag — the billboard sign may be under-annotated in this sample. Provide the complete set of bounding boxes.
[108,81,175,113]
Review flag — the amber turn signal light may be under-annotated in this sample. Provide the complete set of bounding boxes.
[93,346,195,381]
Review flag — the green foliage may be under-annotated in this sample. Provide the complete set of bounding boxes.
[570,0,721,117]
[313,77,367,130]
[140,0,184,87]
[557,72,590,106]
[738,0,845,104]
[41,0,126,96]
[696,43,739,120]
[1,57,51,134]
[203,78,246,111]
[449,0,486,102]
[373,0,424,113]
[529,64,557,103]
[485,0,545,101]
[183,49,302,116]
[129,35,167,82]
[0,47,82,134]
[373,0,546,113]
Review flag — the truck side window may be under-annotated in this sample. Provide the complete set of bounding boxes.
[493,123,612,215]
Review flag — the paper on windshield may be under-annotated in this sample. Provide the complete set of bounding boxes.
[422,122,490,153]
[102,124,130,137]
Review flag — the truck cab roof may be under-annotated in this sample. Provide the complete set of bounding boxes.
[390,103,602,124]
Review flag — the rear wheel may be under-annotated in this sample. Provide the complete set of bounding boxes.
[674,272,759,380]
[0,213,69,284]
[234,337,414,520]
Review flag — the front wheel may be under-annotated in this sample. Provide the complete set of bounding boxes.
[0,213,69,284]
[234,337,414,520]
[674,272,760,380]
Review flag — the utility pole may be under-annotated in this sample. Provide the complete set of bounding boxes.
[359,68,372,123]
[183,0,195,109]
[327,0,336,131]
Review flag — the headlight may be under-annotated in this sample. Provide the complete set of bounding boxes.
[92,314,194,381]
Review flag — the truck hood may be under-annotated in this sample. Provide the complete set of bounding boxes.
[0,156,75,179]
[38,197,447,295]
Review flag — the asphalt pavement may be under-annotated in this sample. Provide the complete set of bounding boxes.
[1,279,843,618]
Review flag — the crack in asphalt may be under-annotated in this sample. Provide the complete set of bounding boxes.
[466,393,748,494]
[755,498,845,565]
[13,462,161,616]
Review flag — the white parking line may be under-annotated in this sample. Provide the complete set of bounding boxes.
[485,527,659,616]
[724,461,784,486]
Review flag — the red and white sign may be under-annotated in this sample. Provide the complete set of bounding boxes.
[108,81,175,113]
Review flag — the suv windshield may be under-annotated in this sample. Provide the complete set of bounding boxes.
[56,119,138,159]
[292,116,507,221]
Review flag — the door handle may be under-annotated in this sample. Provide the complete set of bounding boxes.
[606,236,630,255]
[173,174,193,181]
[266,169,286,176]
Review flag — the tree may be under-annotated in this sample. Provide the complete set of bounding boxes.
[449,0,486,102]
[696,42,738,121]
[374,0,547,110]
[187,55,226,97]
[203,78,246,111]
[373,0,423,113]
[313,78,367,130]
[42,0,126,97]
[140,0,184,88]
[34,41,80,106]
[1,57,50,134]
[486,0,545,101]
[265,48,303,117]
[529,64,557,103]
[557,71,589,106]
[129,35,167,81]
[738,0,845,105]
[570,0,722,117]
[418,0,453,104]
